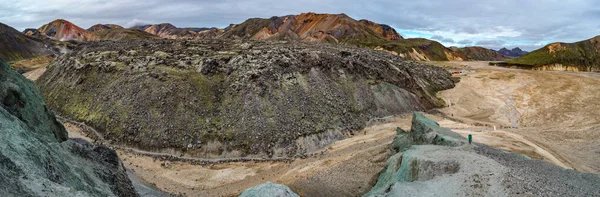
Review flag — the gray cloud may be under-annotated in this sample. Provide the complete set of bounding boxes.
[475,40,506,46]
[441,38,455,43]
[459,26,478,34]
[431,35,455,43]
[1,0,598,51]
[457,40,473,45]
[431,35,444,40]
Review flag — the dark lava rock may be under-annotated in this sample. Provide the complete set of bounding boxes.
[38,39,455,159]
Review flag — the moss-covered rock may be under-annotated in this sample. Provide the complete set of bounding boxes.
[38,39,455,158]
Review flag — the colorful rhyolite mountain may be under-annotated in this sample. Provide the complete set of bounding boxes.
[223,12,464,61]
[0,23,54,62]
[28,14,468,61]
[498,36,600,71]
[222,12,401,42]
[38,19,99,41]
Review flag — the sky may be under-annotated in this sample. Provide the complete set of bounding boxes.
[1,0,599,51]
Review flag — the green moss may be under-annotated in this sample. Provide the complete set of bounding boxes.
[154,51,169,58]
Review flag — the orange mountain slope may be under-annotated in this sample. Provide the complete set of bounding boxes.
[223,12,398,43]
[38,19,99,41]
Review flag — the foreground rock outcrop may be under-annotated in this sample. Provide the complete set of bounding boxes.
[364,113,600,197]
[239,182,299,197]
[0,58,137,196]
[37,39,454,159]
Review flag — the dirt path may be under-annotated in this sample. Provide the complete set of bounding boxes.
[23,67,47,81]
[433,118,571,169]
[431,61,600,173]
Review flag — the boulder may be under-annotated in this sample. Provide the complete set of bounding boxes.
[239,182,300,197]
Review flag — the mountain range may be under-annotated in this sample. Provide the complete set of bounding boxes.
[498,36,600,71]
[14,13,471,61]
[6,12,586,65]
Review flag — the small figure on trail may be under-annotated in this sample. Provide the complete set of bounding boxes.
[468,134,472,144]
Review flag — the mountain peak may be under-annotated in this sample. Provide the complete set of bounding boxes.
[38,19,98,41]
[224,12,403,42]
[496,47,528,57]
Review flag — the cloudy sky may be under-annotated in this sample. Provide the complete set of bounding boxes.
[2,0,599,51]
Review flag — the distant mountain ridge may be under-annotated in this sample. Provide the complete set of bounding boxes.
[92,28,159,41]
[87,24,124,32]
[496,47,528,57]
[132,23,220,39]
[451,46,509,61]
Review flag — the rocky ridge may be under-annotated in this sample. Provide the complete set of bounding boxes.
[37,39,454,159]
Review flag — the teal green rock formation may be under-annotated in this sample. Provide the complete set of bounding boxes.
[239,182,300,197]
[364,112,600,197]
[0,58,138,196]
